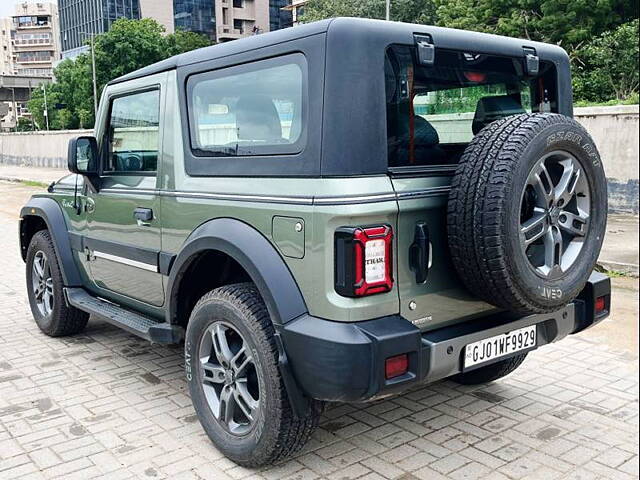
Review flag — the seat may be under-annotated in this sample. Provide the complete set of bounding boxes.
[472,95,526,135]
[234,94,283,143]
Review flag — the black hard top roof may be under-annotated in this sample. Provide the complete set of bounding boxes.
[110,18,568,86]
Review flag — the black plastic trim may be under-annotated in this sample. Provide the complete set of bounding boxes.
[20,198,82,287]
[83,237,159,267]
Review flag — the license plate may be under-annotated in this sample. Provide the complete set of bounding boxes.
[463,325,537,369]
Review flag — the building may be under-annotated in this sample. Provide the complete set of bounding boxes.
[269,0,293,31]
[59,0,141,58]
[59,1,292,58]
[173,0,215,39]
[215,0,269,41]
[1,2,61,130]
[10,2,61,77]
[281,0,307,26]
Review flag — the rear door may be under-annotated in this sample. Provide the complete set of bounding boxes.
[385,43,557,330]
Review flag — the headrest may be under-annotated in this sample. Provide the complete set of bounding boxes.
[235,95,282,142]
[414,116,440,147]
[472,95,526,135]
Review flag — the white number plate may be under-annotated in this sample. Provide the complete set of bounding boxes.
[463,325,537,369]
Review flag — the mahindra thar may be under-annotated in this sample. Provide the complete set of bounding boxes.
[20,18,611,466]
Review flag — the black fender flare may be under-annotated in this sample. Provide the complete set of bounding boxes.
[20,198,83,287]
[166,217,307,326]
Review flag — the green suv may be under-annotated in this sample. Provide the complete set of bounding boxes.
[20,18,611,466]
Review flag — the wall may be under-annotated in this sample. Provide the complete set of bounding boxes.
[1,106,638,212]
[0,129,92,168]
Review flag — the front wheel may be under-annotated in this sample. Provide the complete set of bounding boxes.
[26,230,89,337]
[185,283,323,467]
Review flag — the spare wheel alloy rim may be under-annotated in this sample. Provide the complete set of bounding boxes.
[519,150,591,279]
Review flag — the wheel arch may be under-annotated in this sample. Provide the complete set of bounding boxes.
[166,218,308,327]
[20,198,83,287]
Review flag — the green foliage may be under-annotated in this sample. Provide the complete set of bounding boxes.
[572,20,639,102]
[434,0,637,49]
[16,117,35,132]
[27,18,211,131]
[301,0,437,24]
[166,29,213,56]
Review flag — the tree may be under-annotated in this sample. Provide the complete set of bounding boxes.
[166,29,212,56]
[301,0,437,25]
[434,0,637,51]
[573,20,639,102]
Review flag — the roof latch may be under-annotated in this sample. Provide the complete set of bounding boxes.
[415,34,435,66]
[523,47,539,76]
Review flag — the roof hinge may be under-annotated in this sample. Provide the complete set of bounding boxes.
[523,46,539,76]
[414,34,435,66]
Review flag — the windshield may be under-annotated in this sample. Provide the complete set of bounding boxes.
[385,46,558,168]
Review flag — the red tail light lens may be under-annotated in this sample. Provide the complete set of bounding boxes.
[335,225,393,297]
[595,296,607,314]
[385,354,408,379]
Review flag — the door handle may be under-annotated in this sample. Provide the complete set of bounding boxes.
[134,207,153,226]
[409,222,432,284]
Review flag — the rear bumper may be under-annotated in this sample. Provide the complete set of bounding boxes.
[281,272,611,403]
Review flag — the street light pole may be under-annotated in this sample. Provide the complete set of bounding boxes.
[386,0,391,21]
[42,84,50,131]
[80,31,98,118]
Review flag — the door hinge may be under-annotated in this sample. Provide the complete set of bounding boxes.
[523,47,539,76]
[415,34,435,66]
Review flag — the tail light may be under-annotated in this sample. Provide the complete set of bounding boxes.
[595,295,607,315]
[334,225,393,297]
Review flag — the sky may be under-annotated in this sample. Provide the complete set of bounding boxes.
[0,0,57,19]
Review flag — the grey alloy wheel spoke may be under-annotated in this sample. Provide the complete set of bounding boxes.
[233,378,258,421]
[219,384,236,427]
[211,324,234,367]
[558,209,589,237]
[202,362,226,385]
[521,208,548,246]
[543,225,563,273]
[530,161,554,207]
[230,346,252,377]
[554,158,579,207]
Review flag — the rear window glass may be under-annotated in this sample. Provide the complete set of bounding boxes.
[187,54,306,158]
[385,46,557,168]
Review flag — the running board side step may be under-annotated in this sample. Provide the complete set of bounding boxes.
[65,288,184,344]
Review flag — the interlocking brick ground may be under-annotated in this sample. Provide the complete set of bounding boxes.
[0,185,638,479]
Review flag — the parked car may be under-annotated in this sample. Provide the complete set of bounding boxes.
[20,18,611,467]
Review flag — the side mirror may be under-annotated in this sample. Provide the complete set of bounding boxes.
[68,136,98,175]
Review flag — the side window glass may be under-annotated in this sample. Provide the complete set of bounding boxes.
[104,89,160,174]
[188,55,306,157]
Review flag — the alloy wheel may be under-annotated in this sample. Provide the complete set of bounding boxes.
[520,151,591,279]
[32,251,54,317]
[198,322,260,436]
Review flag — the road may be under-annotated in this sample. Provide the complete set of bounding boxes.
[0,181,638,480]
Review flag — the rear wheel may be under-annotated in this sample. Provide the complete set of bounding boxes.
[185,283,323,467]
[452,353,528,385]
[26,230,89,336]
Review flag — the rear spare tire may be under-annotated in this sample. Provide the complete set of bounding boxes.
[447,113,607,314]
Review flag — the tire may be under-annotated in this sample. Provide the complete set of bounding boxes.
[185,283,323,467]
[452,353,528,385]
[447,113,607,314]
[26,230,89,336]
